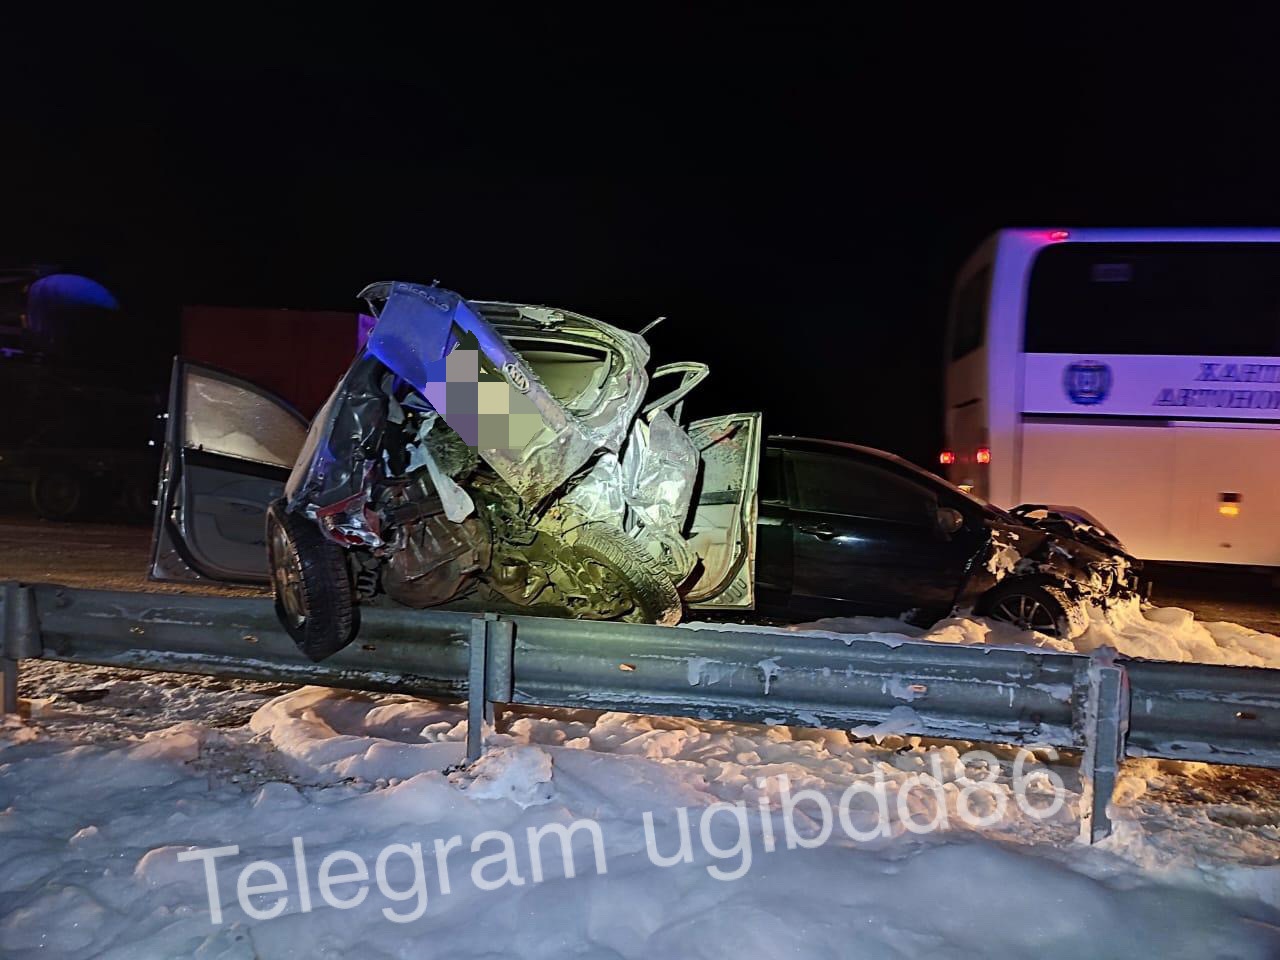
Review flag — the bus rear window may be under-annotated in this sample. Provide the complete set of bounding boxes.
[1025,243,1280,356]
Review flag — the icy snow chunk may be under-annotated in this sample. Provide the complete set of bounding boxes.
[458,745,555,808]
[68,824,101,846]
[130,721,207,763]
[250,781,305,810]
[134,844,207,889]
[986,541,1021,578]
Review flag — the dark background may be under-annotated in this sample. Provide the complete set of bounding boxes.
[3,7,1278,464]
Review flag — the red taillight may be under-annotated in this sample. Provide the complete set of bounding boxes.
[939,450,956,466]
[1049,229,1070,241]
[975,447,992,464]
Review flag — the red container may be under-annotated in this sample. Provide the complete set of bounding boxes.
[180,306,360,418]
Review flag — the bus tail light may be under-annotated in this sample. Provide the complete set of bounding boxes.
[975,447,992,464]
[939,450,956,465]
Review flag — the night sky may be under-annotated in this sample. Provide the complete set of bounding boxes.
[4,8,1279,464]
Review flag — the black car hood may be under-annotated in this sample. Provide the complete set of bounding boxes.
[1006,503,1133,560]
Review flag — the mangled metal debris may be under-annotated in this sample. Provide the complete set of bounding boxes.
[957,502,1143,634]
[269,281,760,660]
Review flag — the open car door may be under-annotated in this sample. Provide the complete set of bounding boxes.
[149,359,308,584]
[683,412,761,610]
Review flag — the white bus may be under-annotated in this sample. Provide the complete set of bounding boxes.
[943,228,1280,567]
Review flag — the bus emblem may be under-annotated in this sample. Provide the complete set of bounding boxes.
[1064,361,1112,405]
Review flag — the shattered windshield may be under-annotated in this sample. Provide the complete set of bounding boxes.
[504,337,615,414]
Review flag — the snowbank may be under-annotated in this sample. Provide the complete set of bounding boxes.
[785,597,1280,668]
[3,680,1279,958]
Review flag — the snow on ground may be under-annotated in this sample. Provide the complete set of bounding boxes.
[0,660,1274,957]
[787,596,1280,668]
[2,601,1279,958]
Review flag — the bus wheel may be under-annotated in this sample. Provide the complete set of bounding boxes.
[31,469,88,521]
[980,580,1088,639]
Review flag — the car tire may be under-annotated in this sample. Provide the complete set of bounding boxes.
[266,498,361,662]
[980,579,1088,640]
[31,469,88,521]
[572,523,684,626]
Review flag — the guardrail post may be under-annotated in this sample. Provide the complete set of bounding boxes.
[0,659,14,717]
[467,613,513,763]
[484,612,514,736]
[1,583,40,715]
[1078,648,1130,844]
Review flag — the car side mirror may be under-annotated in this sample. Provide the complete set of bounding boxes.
[936,506,965,537]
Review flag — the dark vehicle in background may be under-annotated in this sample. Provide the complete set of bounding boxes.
[0,270,159,521]
[755,437,1140,637]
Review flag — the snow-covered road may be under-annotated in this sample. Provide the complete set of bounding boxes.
[3,601,1279,958]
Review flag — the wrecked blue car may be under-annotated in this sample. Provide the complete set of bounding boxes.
[150,282,760,660]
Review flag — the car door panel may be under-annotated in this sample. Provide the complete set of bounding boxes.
[150,359,308,584]
[789,509,966,617]
[685,412,762,610]
[783,449,974,619]
[179,452,291,580]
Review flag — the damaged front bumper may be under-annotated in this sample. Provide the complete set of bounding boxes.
[959,505,1144,614]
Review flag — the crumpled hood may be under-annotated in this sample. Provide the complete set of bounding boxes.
[363,282,649,507]
[1008,503,1134,561]
[289,282,654,524]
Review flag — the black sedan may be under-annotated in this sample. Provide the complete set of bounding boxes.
[753,437,1140,637]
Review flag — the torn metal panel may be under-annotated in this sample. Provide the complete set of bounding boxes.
[556,452,627,525]
[620,410,698,533]
[361,283,651,507]
[285,351,391,546]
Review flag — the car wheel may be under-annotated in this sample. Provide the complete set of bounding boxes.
[31,469,87,521]
[572,523,683,626]
[266,498,360,662]
[980,580,1088,639]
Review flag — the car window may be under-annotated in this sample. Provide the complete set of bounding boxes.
[759,448,784,503]
[950,264,991,360]
[1026,242,1280,355]
[788,450,936,524]
[184,369,307,467]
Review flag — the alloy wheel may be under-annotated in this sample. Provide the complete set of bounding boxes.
[992,593,1059,634]
[270,522,307,628]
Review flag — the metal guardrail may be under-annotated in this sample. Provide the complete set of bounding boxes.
[3,581,1279,842]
